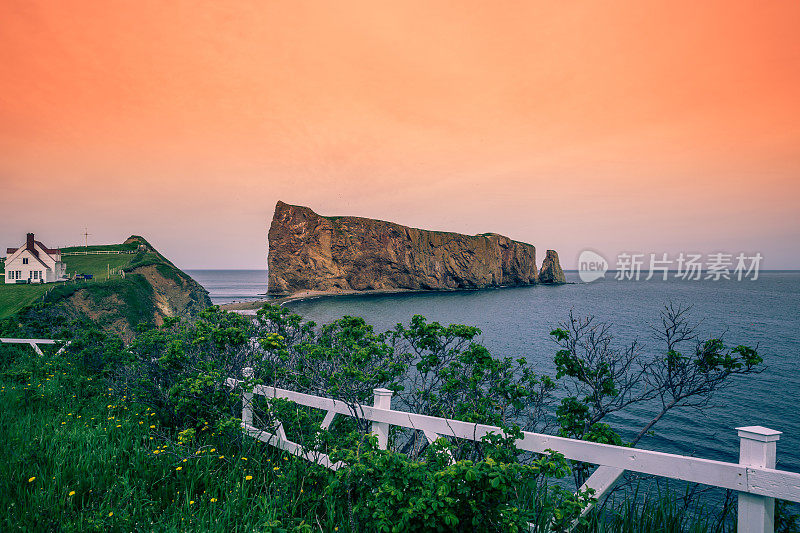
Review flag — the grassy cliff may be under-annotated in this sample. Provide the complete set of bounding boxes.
[0,236,211,340]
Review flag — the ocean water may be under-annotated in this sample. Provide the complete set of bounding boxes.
[190,269,800,475]
[187,269,268,305]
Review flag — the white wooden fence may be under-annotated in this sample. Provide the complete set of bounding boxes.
[228,367,800,533]
[0,338,70,356]
[61,250,136,256]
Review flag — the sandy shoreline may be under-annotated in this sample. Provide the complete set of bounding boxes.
[218,287,438,310]
[217,282,570,311]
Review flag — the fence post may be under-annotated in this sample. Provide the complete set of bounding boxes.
[737,425,782,533]
[372,388,393,450]
[242,367,254,427]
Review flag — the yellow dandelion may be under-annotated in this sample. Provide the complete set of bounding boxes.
[241,457,247,461]
[28,477,36,483]
[150,425,155,429]
[176,466,183,471]
[210,448,216,452]
[189,500,195,505]
[218,455,225,459]
[210,498,217,502]
[69,490,76,496]
[273,467,279,471]
[245,475,253,480]
[108,512,113,517]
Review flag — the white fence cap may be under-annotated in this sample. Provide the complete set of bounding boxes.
[736,426,782,442]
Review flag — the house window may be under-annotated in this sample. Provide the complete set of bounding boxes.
[23,257,28,265]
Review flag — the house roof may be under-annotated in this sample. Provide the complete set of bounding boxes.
[34,240,60,255]
[27,252,50,270]
[6,235,60,268]
[7,248,49,269]
[5,247,37,257]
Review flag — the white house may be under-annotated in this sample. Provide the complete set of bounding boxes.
[4,233,67,284]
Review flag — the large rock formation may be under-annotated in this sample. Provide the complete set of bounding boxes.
[268,202,564,297]
[537,250,567,284]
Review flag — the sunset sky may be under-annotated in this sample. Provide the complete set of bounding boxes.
[1,1,798,269]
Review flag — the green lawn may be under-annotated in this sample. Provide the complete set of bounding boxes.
[0,250,140,321]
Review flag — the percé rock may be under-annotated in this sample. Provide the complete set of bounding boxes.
[538,250,566,284]
[268,201,562,297]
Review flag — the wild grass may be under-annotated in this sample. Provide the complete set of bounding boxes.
[0,344,334,532]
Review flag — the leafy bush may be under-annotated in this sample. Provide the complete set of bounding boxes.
[328,430,594,533]
[117,307,254,434]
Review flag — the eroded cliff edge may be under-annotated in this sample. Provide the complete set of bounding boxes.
[268,201,564,297]
[15,236,212,342]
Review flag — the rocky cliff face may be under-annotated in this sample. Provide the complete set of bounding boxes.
[537,250,566,284]
[268,202,563,297]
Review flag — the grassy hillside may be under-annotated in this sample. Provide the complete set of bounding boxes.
[0,237,211,335]
[0,248,138,321]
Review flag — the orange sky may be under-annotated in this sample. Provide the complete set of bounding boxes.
[1,1,798,268]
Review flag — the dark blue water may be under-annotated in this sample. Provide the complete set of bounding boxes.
[191,270,800,475]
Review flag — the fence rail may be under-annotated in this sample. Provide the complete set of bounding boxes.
[61,250,137,256]
[229,368,800,533]
[0,337,70,356]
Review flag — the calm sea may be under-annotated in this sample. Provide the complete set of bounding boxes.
[188,269,800,475]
